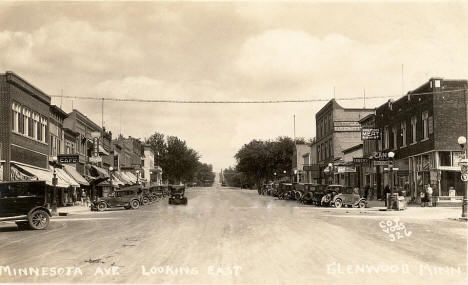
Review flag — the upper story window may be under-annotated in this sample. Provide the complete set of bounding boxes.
[11,102,21,133]
[411,116,417,144]
[401,121,407,147]
[392,126,398,150]
[384,126,389,149]
[422,111,429,140]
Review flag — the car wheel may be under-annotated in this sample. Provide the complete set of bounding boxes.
[97,202,107,212]
[334,199,343,208]
[142,197,150,205]
[130,199,140,209]
[28,209,50,230]
[182,198,188,205]
[358,201,366,208]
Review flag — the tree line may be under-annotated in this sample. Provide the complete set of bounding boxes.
[223,136,307,189]
[146,132,215,185]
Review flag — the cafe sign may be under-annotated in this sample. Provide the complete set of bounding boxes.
[57,154,79,164]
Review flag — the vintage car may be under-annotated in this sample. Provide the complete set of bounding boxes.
[141,188,152,205]
[320,185,344,206]
[0,181,51,230]
[332,187,366,208]
[293,183,307,201]
[168,185,187,205]
[148,186,164,201]
[277,183,294,200]
[92,185,142,211]
[299,184,322,204]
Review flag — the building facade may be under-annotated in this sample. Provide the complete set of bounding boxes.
[375,77,467,203]
[315,99,373,184]
[292,143,311,182]
[0,72,51,180]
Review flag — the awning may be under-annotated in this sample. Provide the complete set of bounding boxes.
[99,145,110,156]
[125,172,138,183]
[118,172,133,184]
[111,174,124,185]
[63,165,90,186]
[91,165,109,179]
[56,168,80,187]
[13,163,70,188]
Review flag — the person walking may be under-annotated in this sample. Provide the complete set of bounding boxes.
[420,188,427,207]
[426,184,433,207]
[384,184,391,207]
[81,189,86,206]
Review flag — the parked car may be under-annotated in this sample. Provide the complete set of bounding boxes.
[300,183,322,204]
[141,188,152,205]
[0,181,51,230]
[320,185,343,206]
[168,185,187,205]
[277,183,294,200]
[149,186,163,201]
[92,185,142,211]
[332,187,366,208]
[293,183,306,200]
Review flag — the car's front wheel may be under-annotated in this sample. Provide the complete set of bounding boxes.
[358,200,366,208]
[334,199,343,208]
[130,199,140,209]
[142,197,150,205]
[28,209,50,230]
[97,202,107,212]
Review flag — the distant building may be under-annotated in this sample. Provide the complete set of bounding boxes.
[375,77,468,203]
[292,143,311,182]
[315,99,373,184]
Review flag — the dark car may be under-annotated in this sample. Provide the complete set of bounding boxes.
[293,183,306,201]
[320,185,345,206]
[300,184,322,204]
[148,186,163,201]
[168,185,187,205]
[277,183,294,200]
[141,188,152,205]
[332,187,366,208]
[0,181,51,230]
[92,185,142,211]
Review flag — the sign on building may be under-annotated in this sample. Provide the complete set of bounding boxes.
[337,166,356,173]
[57,154,79,164]
[373,161,389,166]
[353,157,369,164]
[361,128,381,140]
[334,121,361,132]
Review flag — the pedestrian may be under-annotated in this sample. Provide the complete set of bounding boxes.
[364,185,370,200]
[420,188,426,207]
[81,189,86,206]
[426,184,433,207]
[384,184,391,207]
[86,194,90,207]
[72,189,77,206]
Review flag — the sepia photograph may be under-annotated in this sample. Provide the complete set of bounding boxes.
[0,0,467,284]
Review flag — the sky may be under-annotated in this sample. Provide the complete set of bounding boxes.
[1,1,468,171]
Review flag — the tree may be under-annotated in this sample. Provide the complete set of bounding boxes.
[233,136,297,188]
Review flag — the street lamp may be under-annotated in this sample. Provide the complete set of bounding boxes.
[109,167,114,191]
[135,170,140,185]
[387,151,395,210]
[51,156,58,216]
[458,136,468,219]
[273,172,277,182]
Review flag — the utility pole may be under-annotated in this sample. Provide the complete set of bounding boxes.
[293,114,296,143]
[363,89,366,108]
[101,98,104,128]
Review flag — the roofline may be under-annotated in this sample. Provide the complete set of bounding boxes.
[342,143,363,154]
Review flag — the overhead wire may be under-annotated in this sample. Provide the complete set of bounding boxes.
[49,88,468,104]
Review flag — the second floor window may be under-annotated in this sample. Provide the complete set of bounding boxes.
[384,126,389,149]
[401,121,407,147]
[411,116,417,144]
[392,126,397,149]
[422,111,429,139]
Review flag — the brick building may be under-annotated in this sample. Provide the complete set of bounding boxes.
[375,77,468,203]
[0,72,51,180]
[315,99,373,184]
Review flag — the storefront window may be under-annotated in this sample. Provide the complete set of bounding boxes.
[439,151,451,167]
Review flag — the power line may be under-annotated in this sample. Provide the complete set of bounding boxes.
[48,88,468,104]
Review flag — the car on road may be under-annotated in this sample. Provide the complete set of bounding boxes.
[141,188,152,205]
[320,185,344,206]
[293,183,306,201]
[277,183,294,200]
[148,186,163,201]
[300,184,325,205]
[331,187,366,208]
[92,185,142,211]
[168,185,187,205]
[0,181,51,230]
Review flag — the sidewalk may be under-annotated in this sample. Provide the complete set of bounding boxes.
[56,204,92,216]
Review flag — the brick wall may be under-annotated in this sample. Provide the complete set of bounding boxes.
[0,75,11,179]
